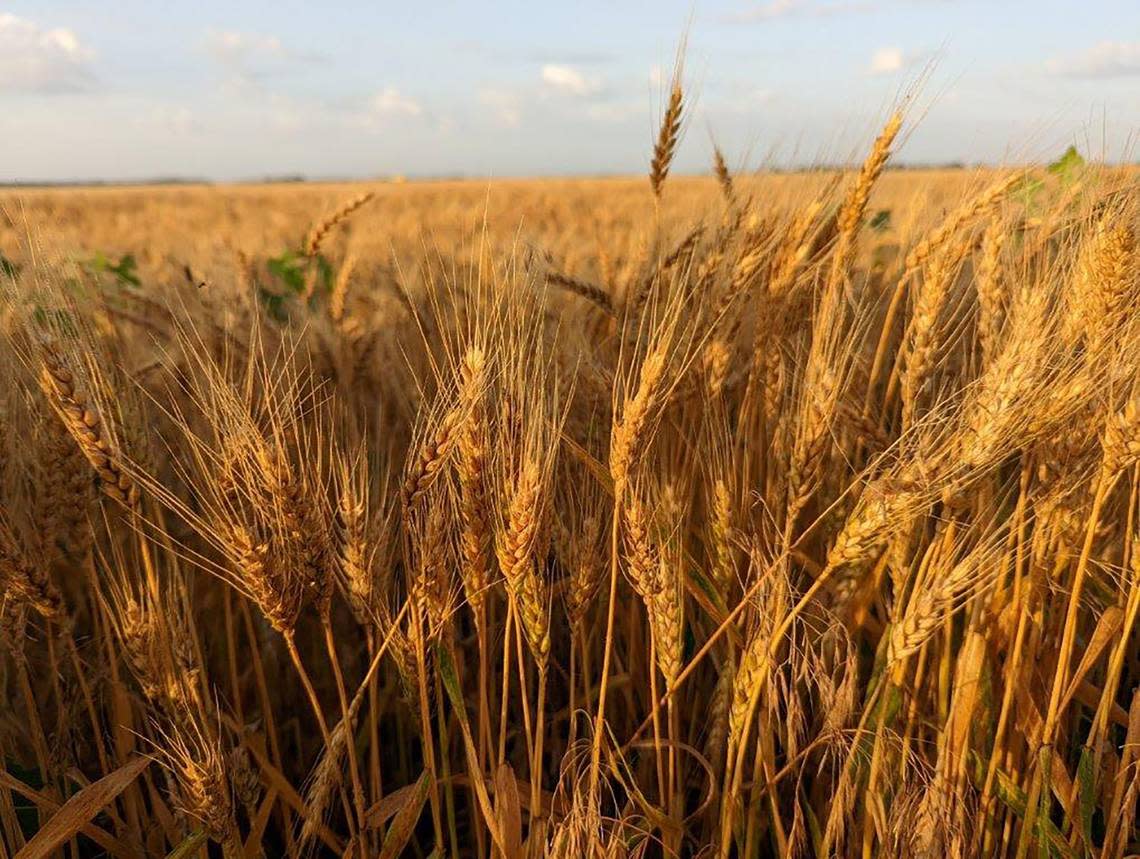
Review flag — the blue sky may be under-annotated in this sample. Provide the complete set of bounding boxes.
[1,1,1138,181]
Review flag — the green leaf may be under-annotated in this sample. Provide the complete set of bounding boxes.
[0,253,19,279]
[1047,145,1085,182]
[966,752,1078,859]
[31,307,79,338]
[436,644,468,729]
[266,251,307,294]
[1076,746,1096,850]
[257,286,290,322]
[111,254,139,286]
[688,566,725,614]
[266,249,332,299]
[313,255,333,294]
[164,828,207,859]
[869,209,892,232]
[432,643,508,855]
[82,252,139,288]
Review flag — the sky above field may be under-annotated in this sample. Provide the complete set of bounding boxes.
[1,1,1139,182]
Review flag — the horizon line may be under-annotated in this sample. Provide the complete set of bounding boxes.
[0,158,1109,190]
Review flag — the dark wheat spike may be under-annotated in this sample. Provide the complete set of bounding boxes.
[649,78,684,199]
[546,270,617,317]
[305,191,376,257]
[712,144,734,203]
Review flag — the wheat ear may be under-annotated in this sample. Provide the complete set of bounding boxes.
[305,191,375,257]
[649,77,684,199]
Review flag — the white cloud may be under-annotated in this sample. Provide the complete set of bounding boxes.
[139,106,199,136]
[205,30,286,64]
[204,29,319,88]
[370,86,423,117]
[713,85,776,114]
[1047,41,1140,78]
[584,101,639,122]
[867,45,931,76]
[0,13,95,93]
[265,95,313,132]
[541,64,604,97]
[478,89,522,127]
[869,47,905,74]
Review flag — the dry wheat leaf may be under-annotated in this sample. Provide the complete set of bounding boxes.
[365,778,427,830]
[378,770,431,859]
[494,764,523,858]
[14,755,150,859]
[1060,604,1124,712]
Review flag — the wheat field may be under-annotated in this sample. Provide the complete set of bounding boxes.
[2,100,1140,859]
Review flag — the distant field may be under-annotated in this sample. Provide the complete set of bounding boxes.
[0,171,981,287]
